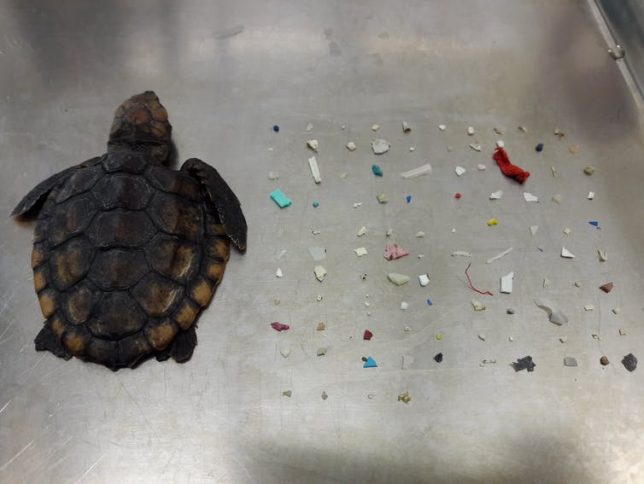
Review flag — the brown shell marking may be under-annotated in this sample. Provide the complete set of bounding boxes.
[144,319,178,350]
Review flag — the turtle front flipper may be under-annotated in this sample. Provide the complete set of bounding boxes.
[180,158,247,251]
[12,157,101,218]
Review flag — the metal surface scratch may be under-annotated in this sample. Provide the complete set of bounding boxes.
[0,400,11,416]
[0,440,34,472]
[71,453,105,484]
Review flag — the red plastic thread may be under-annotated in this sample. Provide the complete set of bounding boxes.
[465,263,494,296]
[493,147,530,184]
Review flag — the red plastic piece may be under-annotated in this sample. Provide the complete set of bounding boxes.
[493,147,530,184]
[454,193,462,199]
[384,244,409,261]
[363,329,373,340]
[465,263,493,296]
[270,322,290,332]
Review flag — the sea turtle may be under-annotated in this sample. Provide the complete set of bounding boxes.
[12,91,247,370]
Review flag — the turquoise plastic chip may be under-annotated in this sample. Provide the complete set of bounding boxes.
[270,189,292,208]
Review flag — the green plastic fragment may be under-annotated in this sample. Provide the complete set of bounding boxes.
[270,189,292,208]
[372,164,383,177]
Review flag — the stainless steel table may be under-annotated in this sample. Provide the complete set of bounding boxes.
[1,1,644,482]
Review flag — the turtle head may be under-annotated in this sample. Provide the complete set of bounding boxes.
[108,91,172,163]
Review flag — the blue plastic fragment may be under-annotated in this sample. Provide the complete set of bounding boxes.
[272,125,280,132]
[372,164,383,177]
[589,220,600,229]
[363,356,378,368]
[535,143,544,152]
[270,189,292,208]
[312,201,320,208]
[426,299,433,306]
[405,195,412,204]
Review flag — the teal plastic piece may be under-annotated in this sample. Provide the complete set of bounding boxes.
[312,200,320,208]
[270,189,292,208]
[372,164,383,177]
[363,356,378,368]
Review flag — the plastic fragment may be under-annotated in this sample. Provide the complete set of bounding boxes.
[317,347,327,357]
[523,192,539,202]
[465,263,494,296]
[493,147,530,184]
[438,124,447,131]
[306,139,319,152]
[530,225,539,236]
[270,189,292,208]
[317,322,326,331]
[386,228,393,237]
[308,156,322,183]
[353,202,362,209]
[273,125,280,133]
[551,166,558,177]
[309,246,327,261]
[340,173,348,179]
[598,249,607,262]
[398,392,411,404]
[371,124,380,131]
[496,140,505,148]
[371,139,390,155]
[619,328,626,336]
[357,226,367,237]
[451,251,471,257]
[275,268,283,278]
[583,166,595,176]
[467,126,475,135]
[400,302,409,310]
[472,299,486,311]
[612,307,620,314]
[280,347,291,358]
[592,334,600,340]
[507,308,516,314]
[487,247,513,264]
[480,359,497,366]
[489,190,503,200]
[321,391,328,400]
[535,143,544,152]
[346,141,357,151]
[561,247,575,259]
[512,356,535,372]
[418,274,430,287]
[543,277,550,288]
[587,191,595,200]
[314,265,327,282]
[388,273,410,286]
[500,272,514,294]
[306,122,313,131]
[478,333,486,341]
[363,356,377,368]
[469,143,482,152]
[563,357,578,367]
[405,195,412,204]
[599,282,614,293]
[271,322,290,332]
[554,128,565,139]
[312,230,321,235]
[563,227,571,235]
[534,298,568,325]
[426,299,433,306]
[435,332,444,340]
[268,171,280,180]
[384,244,408,260]
[559,336,568,343]
[372,164,383,177]
[600,356,609,366]
[400,164,432,178]
[376,193,388,204]
[312,201,320,208]
[477,164,487,170]
[273,298,280,305]
[589,221,600,229]
[416,231,425,238]
[494,127,503,135]
[282,390,292,398]
[409,146,415,152]
[622,353,638,372]
[354,247,368,257]
[552,194,563,204]
[363,330,373,341]
[434,353,443,363]
[402,121,411,133]
[487,218,498,226]
[455,166,466,176]
[518,126,527,133]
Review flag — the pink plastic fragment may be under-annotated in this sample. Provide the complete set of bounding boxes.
[271,322,290,332]
[384,244,409,261]
[363,330,373,340]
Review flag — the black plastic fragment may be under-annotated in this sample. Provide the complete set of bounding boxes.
[622,353,638,372]
[512,356,535,372]
[434,352,443,363]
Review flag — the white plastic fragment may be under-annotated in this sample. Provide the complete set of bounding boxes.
[561,247,575,259]
[400,163,432,179]
[518,125,527,133]
[280,347,291,358]
[357,226,367,237]
[530,225,539,236]
[306,139,319,152]
[353,202,363,208]
[312,230,321,235]
[495,140,505,148]
[500,272,514,294]
[415,231,425,238]
[563,227,571,235]
[354,247,368,257]
[305,122,314,131]
[314,265,327,282]
[268,171,280,180]
[388,273,410,286]
[371,124,380,131]
[477,164,487,171]
[612,307,620,315]
[317,347,327,357]
[309,246,327,261]
[551,166,558,177]
[487,247,513,264]
[275,268,283,278]
[523,192,539,203]
[472,299,486,311]
[308,156,321,184]
[489,190,503,200]
[552,194,563,204]
[598,249,607,262]
[584,304,594,311]
[438,124,446,131]
[534,298,569,325]
[418,274,430,287]
[400,302,409,310]
[469,143,482,152]
[478,333,486,341]
[346,141,357,151]
[455,166,466,176]
[543,278,550,288]
[402,121,411,133]
[574,281,581,288]
[371,139,390,154]
[480,359,497,366]
[409,146,415,152]
[451,251,472,257]
[587,191,595,200]
[467,126,475,135]
[385,228,393,237]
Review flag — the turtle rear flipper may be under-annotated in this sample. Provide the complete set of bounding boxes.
[34,321,71,360]
[170,326,197,363]
[181,158,247,251]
